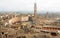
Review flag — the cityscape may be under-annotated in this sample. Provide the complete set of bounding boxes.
[0,0,60,38]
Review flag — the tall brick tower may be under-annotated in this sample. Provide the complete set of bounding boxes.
[46,12,48,18]
[34,0,37,17]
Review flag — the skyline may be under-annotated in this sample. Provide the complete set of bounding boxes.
[0,0,60,12]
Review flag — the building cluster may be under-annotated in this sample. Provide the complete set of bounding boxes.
[0,0,60,38]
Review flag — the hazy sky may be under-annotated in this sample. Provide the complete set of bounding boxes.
[0,0,60,12]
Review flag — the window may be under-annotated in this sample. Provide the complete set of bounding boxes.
[2,32,4,34]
